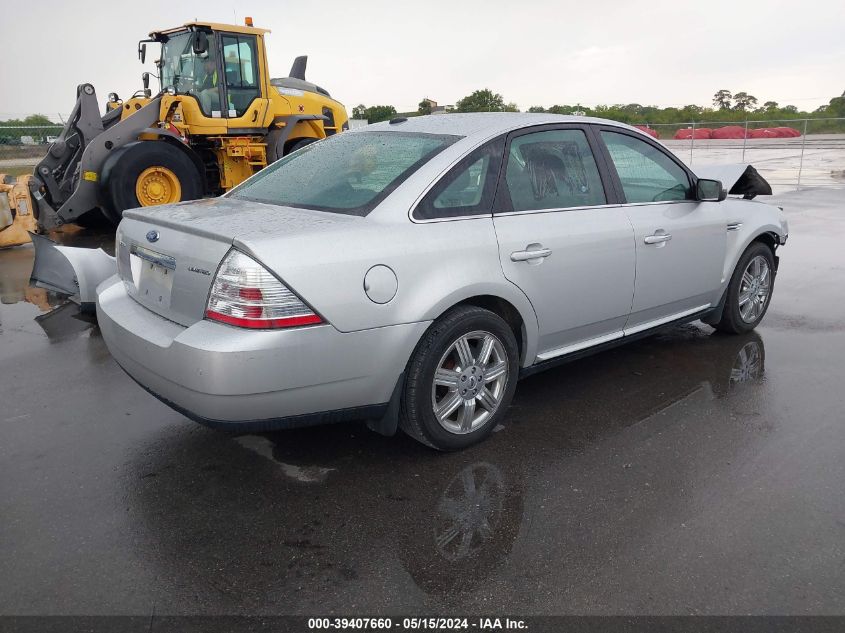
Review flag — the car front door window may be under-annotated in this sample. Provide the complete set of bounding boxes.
[600,131,691,203]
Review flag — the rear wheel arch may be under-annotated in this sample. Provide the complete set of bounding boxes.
[415,292,536,368]
[452,295,528,366]
[374,293,532,439]
[399,304,521,450]
[400,291,535,380]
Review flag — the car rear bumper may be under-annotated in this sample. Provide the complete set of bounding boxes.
[96,278,429,428]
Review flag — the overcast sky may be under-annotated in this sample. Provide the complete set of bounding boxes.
[1,0,842,120]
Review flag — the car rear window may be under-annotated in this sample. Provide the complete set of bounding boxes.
[228,131,460,216]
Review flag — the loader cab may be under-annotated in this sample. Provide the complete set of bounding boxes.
[154,22,269,125]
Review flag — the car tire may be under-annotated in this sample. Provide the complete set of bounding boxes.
[714,242,776,334]
[399,306,519,451]
[101,141,203,224]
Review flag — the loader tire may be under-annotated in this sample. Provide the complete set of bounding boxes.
[265,133,318,163]
[285,137,318,154]
[101,141,203,224]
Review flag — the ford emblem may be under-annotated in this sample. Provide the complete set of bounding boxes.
[146,230,160,243]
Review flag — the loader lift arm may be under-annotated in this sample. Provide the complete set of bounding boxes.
[30,85,163,229]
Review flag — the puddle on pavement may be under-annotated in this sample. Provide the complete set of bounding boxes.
[122,326,773,604]
[0,226,113,346]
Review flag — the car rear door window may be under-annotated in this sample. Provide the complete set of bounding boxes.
[500,129,606,212]
[600,131,692,203]
[414,138,504,220]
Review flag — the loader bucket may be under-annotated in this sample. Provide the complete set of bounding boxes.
[0,174,38,248]
[0,187,12,231]
[29,232,117,311]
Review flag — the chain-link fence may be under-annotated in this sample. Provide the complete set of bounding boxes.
[638,118,845,192]
[2,119,843,193]
[0,126,64,178]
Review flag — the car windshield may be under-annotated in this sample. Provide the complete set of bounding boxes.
[228,131,461,216]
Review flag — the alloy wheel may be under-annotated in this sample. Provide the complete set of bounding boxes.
[738,255,771,323]
[430,330,509,434]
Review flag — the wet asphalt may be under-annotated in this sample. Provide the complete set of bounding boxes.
[1,189,844,616]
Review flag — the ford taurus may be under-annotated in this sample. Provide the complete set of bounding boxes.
[94,113,788,450]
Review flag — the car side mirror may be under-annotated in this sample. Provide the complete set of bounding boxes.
[139,43,147,64]
[697,178,726,202]
[192,31,209,55]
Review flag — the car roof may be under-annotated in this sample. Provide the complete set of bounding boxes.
[364,112,638,141]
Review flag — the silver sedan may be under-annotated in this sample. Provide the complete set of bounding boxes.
[95,113,788,450]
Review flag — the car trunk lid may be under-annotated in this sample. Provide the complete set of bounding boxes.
[119,197,358,326]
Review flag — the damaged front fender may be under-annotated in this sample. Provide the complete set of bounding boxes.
[29,232,117,311]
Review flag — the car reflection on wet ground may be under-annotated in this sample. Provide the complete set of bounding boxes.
[1,189,844,616]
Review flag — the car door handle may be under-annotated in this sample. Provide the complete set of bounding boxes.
[511,247,552,262]
[644,233,672,245]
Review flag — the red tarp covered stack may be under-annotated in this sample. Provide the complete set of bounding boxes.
[748,128,779,138]
[634,125,659,139]
[710,125,748,139]
[663,126,802,141]
[749,127,802,138]
[673,128,712,140]
[713,126,803,139]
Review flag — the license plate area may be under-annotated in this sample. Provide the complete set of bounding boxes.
[129,245,176,309]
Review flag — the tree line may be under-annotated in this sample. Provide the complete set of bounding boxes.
[0,114,63,144]
[353,88,845,127]
[0,114,60,127]
[6,88,845,130]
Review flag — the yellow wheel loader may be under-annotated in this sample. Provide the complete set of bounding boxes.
[0,18,348,248]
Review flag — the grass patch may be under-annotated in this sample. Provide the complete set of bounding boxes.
[1,166,35,177]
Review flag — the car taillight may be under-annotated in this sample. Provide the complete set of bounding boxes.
[205,250,322,329]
